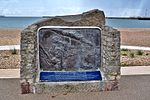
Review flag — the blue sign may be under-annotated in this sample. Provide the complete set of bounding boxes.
[40,71,102,82]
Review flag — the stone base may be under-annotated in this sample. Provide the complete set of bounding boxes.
[20,80,119,94]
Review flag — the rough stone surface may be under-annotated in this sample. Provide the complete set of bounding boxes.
[20,9,120,94]
[39,28,101,71]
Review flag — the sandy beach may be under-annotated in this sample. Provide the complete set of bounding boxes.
[118,28,150,47]
[0,28,150,46]
[0,28,21,46]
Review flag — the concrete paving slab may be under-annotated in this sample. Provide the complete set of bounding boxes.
[0,69,20,78]
[121,66,150,75]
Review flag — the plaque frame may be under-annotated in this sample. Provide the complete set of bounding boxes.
[36,26,103,84]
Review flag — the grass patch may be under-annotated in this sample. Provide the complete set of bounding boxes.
[136,50,143,56]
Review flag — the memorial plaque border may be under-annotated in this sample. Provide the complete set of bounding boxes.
[37,26,102,83]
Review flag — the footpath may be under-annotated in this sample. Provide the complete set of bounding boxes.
[1,45,150,51]
[0,66,150,78]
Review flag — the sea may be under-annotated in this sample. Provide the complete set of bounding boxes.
[0,17,150,28]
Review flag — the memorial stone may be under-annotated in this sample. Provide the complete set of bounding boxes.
[20,9,120,94]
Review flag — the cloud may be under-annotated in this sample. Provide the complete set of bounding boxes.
[0,0,18,4]
[0,0,149,17]
[104,8,142,17]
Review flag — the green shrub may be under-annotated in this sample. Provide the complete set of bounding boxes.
[146,53,149,56]
[129,52,135,58]
[11,48,17,55]
[121,48,128,51]
[136,50,143,56]
[121,52,127,56]
[121,49,128,56]
[121,63,128,66]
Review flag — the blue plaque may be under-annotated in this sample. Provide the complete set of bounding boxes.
[40,71,102,82]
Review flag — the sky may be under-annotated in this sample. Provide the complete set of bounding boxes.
[0,0,150,17]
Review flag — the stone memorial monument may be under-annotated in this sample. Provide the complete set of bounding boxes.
[20,9,120,94]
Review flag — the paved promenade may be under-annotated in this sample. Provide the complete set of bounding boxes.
[0,66,150,100]
[0,75,150,100]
